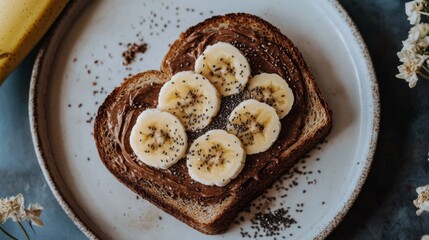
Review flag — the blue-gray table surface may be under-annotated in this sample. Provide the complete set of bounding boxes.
[1,0,428,239]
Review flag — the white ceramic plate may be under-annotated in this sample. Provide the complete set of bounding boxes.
[30,0,379,239]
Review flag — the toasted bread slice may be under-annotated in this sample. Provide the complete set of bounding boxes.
[94,13,332,234]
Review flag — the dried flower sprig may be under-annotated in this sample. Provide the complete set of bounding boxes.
[406,0,429,24]
[0,194,44,240]
[397,0,429,87]
[414,185,429,215]
[413,152,429,240]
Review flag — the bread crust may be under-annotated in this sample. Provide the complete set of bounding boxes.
[94,13,332,235]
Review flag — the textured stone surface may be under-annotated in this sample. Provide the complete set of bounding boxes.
[1,0,428,239]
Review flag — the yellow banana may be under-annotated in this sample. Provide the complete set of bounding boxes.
[0,0,68,84]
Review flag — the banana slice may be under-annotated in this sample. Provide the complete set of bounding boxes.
[247,73,294,119]
[158,71,220,131]
[194,42,250,97]
[227,99,280,155]
[129,109,188,169]
[187,129,245,187]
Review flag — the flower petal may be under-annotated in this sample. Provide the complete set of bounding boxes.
[414,185,429,215]
[23,203,44,227]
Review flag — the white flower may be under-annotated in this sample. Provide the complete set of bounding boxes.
[402,38,416,52]
[24,203,44,227]
[396,22,429,87]
[0,194,44,226]
[406,0,427,25]
[415,23,429,37]
[398,48,418,63]
[414,185,429,215]
[403,23,429,53]
[410,23,429,49]
[0,193,26,224]
[422,235,429,240]
[396,57,425,87]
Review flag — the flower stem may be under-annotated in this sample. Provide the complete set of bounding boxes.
[418,68,429,79]
[17,221,30,240]
[0,226,18,240]
[417,71,429,79]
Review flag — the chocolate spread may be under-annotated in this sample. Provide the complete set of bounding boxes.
[106,27,307,203]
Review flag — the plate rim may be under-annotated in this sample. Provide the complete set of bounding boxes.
[29,0,99,239]
[29,0,380,239]
[312,2,380,238]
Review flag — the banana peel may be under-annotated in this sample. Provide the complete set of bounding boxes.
[0,0,68,85]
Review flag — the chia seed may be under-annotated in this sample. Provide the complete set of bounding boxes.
[253,208,297,237]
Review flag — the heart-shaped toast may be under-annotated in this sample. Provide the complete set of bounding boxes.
[94,13,332,235]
